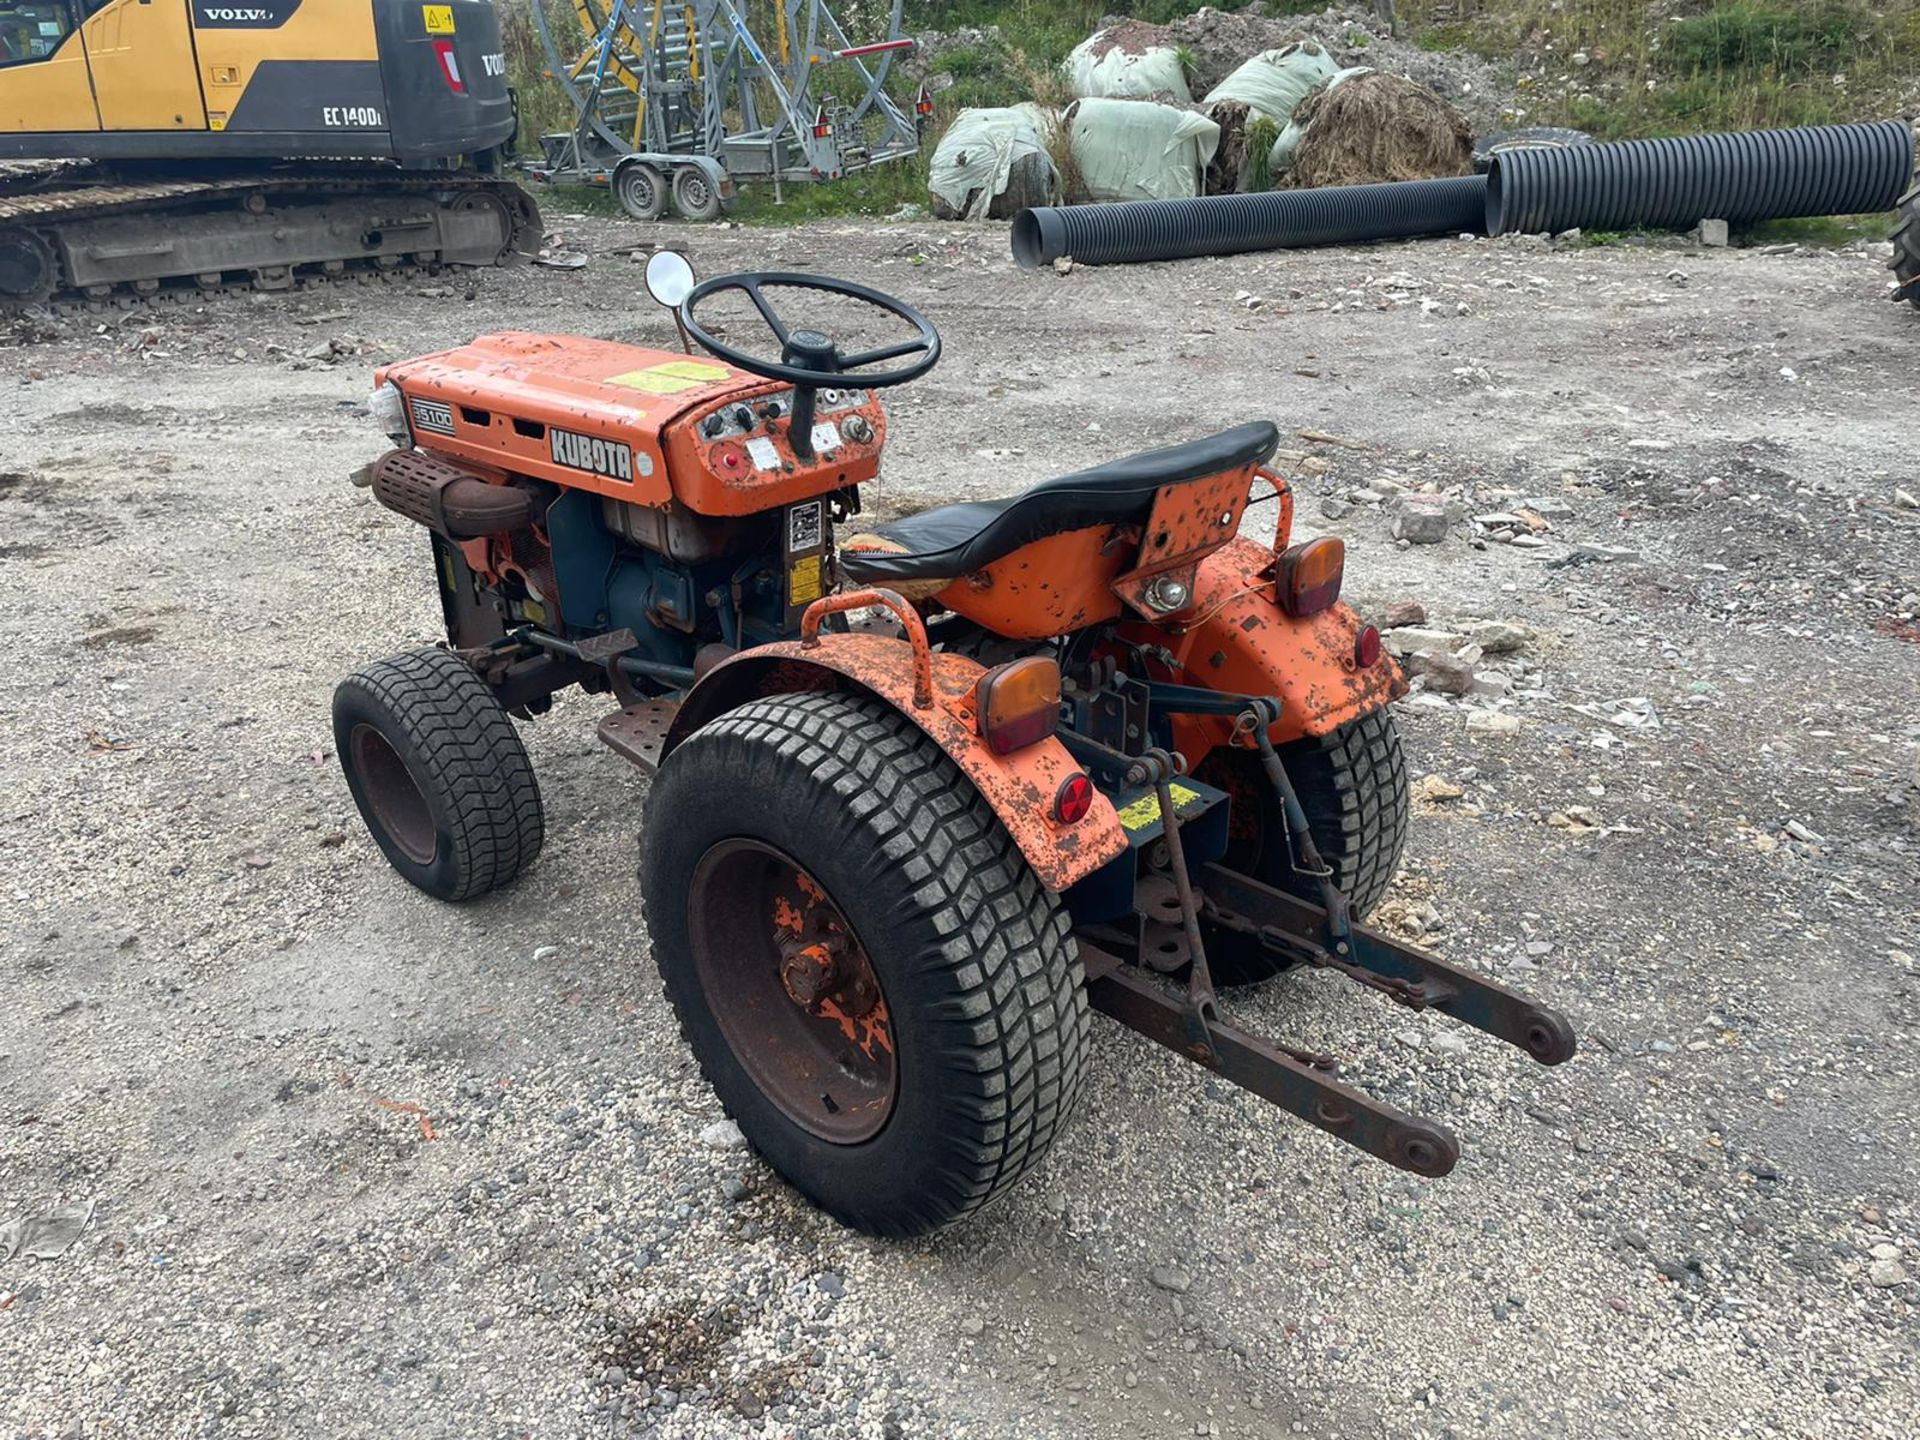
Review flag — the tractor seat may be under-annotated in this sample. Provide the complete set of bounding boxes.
[840,421,1279,586]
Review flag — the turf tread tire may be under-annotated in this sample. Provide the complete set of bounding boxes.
[640,690,1086,1236]
[1893,186,1919,311]
[333,647,544,901]
[1198,708,1410,986]
[1290,707,1411,917]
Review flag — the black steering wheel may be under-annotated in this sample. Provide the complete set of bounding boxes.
[678,273,940,458]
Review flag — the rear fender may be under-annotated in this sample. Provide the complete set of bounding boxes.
[1117,537,1407,760]
[664,636,1130,893]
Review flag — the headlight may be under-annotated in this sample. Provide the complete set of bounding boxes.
[369,381,410,443]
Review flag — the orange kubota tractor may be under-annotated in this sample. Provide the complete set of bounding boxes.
[334,254,1576,1236]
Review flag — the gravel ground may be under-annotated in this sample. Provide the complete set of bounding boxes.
[2,211,1917,1440]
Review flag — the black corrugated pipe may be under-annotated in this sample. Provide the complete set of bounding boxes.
[1485,120,1914,236]
[1010,175,1488,269]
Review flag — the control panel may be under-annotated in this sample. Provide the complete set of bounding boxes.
[670,384,888,517]
[695,387,870,444]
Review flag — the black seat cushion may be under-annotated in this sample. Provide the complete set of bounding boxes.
[840,421,1279,585]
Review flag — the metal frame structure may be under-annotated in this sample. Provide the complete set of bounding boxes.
[529,0,923,202]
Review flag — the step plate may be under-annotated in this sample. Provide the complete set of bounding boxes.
[597,699,681,775]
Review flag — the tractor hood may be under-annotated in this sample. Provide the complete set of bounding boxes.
[376,332,760,506]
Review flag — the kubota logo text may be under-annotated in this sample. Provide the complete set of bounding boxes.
[550,429,635,482]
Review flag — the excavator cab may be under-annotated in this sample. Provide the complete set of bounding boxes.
[0,0,514,159]
[0,0,536,307]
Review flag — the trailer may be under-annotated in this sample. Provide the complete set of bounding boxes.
[524,0,929,220]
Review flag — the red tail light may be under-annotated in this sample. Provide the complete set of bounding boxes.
[1275,537,1345,617]
[915,85,934,117]
[975,657,1060,755]
[1354,624,1382,668]
[1053,773,1095,824]
[812,105,831,139]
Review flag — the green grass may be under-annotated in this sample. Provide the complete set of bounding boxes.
[1401,0,1917,141]
[726,161,933,224]
[532,162,934,227]
[1743,210,1898,245]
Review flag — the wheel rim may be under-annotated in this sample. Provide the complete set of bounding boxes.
[621,170,658,215]
[678,174,712,214]
[351,724,437,866]
[688,840,897,1144]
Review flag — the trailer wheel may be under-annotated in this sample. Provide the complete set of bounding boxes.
[333,647,544,901]
[1195,708,1409,985]
[1893,186,1919,311]
[671,166,723,222]
[640,690,1086,1236]
[616,162,667,222]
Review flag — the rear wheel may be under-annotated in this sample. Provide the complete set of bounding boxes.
[671,166,723,222]
[640,690,1086,1236]
[616,162,667,222]
[1893,186,1919,310]
[1194,708,1410,986]
[333,647,544,901]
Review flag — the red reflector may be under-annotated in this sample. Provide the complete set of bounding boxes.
[432,39,466,94]
[1054,772,1095,825]
[1354,624,1382,668]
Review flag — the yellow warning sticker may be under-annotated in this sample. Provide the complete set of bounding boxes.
[422,5,456,34]
[604,359,732,395]
[604,371,702,395]
[649,359,732,381]
[1116,782,1205,833]
[788,554,824,607]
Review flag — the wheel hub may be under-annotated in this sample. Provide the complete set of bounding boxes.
[688,841,897,1143]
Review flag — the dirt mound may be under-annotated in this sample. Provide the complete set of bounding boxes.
[1287,71,1474,188]
[1148,4,1514,133]
[1085,18,1178,59]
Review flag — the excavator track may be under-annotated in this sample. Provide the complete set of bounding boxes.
[0,164,542,312]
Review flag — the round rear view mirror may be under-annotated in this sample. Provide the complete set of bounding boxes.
[644,250,696,309]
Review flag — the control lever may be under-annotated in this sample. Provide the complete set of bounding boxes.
[780,329,838,461]
[788,386,819,460]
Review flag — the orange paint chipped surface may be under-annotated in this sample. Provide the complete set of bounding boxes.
[678,637,1129,892]
[817,994,895,1063]
[1119,538,1406,755]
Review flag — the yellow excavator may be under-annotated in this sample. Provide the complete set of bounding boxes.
[0,0,540,307]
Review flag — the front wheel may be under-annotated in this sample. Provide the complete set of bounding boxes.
[640,691,1086,1236]
[333,647,544,901]
[1194,708,1410,986]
